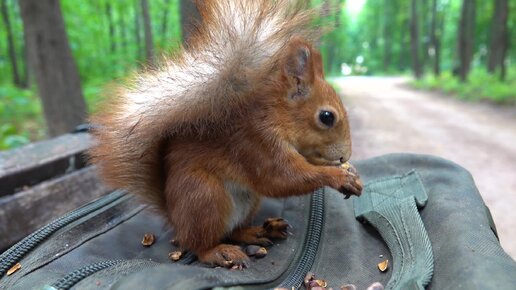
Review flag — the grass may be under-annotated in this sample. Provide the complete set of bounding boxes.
[411,67,516,104]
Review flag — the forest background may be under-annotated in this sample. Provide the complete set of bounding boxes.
[0,0,514,150]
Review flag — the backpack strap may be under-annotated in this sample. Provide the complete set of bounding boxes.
[354,171,433,290]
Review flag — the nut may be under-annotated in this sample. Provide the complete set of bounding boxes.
[7,263,21,276]
[255,247,267,258]
[377,259,389,272]
[245,245,267,258]
[141,233,155,247]
[168,251,183,261]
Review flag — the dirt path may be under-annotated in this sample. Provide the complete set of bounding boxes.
[335,76,516,259]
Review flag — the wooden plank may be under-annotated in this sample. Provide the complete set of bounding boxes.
[0,166,111,250]
[0,133,93,197]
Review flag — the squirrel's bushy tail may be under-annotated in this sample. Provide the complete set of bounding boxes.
[89,0,319,213]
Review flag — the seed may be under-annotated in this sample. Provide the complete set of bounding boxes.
[245,245,267,258]
[255,247,267,258]
[141,233,155,247]
[314,279,328,287]
[304,272,316,287]
[7,263,21,276]
[378,259,389,272]
[245,245,261,256]
[168,251,182,261]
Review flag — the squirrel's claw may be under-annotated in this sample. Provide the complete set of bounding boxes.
[262,217,290,239]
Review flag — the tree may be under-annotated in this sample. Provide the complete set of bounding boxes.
[19,0,87,137]
[410,0,422,79]
[457,0,476,82]
[430,0,441,76]
[161,0,171,43]
[134,0,142,60]
[106,2,116,53]
[119,4,128,55]
[141,0,154,64]
[1,0,21,87]
[180,0,200,43]
[487,0,509,80]
[383,0,393,72]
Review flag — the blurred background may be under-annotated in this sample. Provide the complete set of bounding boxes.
[0,0,514,256]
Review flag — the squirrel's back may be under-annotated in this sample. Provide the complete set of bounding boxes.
[89,0,319,212]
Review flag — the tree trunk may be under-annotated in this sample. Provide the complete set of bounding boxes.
[410,0,422,79]
[420,0,430,71]
[19,0,87,137]
[399,18,409,71]
[383,0,392,72]
[141,0,154,64]
[1,0,22,87]
[487,0,509,79]
[457,0,476,82]
[134,0,142,59]
[180,0,200,43]
[161,0,170,43]
[430,0,441,76]
[106,2,116,53]
[334,0,342,27]
[119,6,128,54]
[500,34,508,81]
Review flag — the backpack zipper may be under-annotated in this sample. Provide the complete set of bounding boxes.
[2,189,324,289]
[0,190,126,278]
[43,260,123,290]
[272,189,325,289]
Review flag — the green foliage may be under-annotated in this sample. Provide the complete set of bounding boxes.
[0,85,44,150]
[0,0,181,150]
[412,66,516,104]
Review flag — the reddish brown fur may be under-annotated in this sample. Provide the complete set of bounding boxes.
[89,0,361,268]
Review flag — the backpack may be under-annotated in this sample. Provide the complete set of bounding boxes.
[1,153,515,290]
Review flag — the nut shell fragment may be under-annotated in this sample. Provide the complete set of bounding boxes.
[378,259,389,272]
[168,251,183,261]
[7,262,21,276]
[141,233,155,247]
[255,247,267,258]
[245,245,267,258]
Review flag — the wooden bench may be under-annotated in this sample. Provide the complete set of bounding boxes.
[0,133,111,251]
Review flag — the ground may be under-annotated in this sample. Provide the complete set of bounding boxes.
[335,76,516,259]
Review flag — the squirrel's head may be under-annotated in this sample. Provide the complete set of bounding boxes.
[273,37,352,166]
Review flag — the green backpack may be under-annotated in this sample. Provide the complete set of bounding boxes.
[1,154,515,290]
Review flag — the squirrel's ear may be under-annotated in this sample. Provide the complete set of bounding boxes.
[282,39,314,99]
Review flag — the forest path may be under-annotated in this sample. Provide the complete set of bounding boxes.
[335,76,516,259]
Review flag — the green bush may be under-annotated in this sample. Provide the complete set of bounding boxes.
[412,67,516,104]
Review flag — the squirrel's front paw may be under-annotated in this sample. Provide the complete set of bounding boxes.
[330,163,363,199]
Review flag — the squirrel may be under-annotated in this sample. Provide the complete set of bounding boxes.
[89,0,362,268]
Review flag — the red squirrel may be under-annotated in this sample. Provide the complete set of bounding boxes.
[89,0,362,268]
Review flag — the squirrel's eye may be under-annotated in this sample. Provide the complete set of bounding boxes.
[319,110,335,127]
